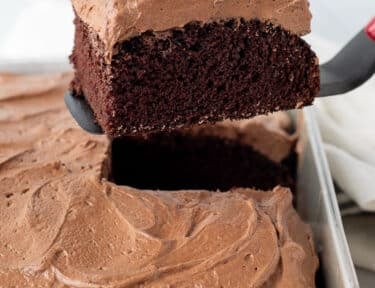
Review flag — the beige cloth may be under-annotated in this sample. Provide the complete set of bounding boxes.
[308,30,375,275]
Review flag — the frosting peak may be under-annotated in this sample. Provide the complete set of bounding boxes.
[72,0,312,56]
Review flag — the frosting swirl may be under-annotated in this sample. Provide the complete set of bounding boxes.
[0,73,317,287]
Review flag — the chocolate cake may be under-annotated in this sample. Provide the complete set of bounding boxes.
[0,73,318,287]
[70,0,320,136]
[112,119,297,191]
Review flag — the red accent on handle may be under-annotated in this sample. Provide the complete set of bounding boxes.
[366,17,375,41]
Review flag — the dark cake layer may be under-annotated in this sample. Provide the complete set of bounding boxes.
[71,17,319,137]
[112,132,296,191]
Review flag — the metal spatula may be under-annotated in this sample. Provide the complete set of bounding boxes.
[65,18,375,135]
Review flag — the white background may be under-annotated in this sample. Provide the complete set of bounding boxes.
[0,0,73,61]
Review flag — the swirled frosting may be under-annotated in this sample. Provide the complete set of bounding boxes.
[187,112,297,163]
[0,73,317,287]
[71,0,312,57]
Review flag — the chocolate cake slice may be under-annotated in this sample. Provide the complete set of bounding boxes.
[70,0,320,137]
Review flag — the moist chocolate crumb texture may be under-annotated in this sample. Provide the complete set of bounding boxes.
[0,73,318,287]
[70,0,320,137]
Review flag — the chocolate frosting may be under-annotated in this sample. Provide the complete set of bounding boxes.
[71,0,312,58]
[188,112,297,163]
[0,73,317,287]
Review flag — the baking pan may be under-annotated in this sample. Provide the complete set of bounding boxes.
[297,107,359,287]
[0,61,359,287]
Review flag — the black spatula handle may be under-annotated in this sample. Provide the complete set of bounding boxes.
[64,92,104,134]
[318,17,375,97]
